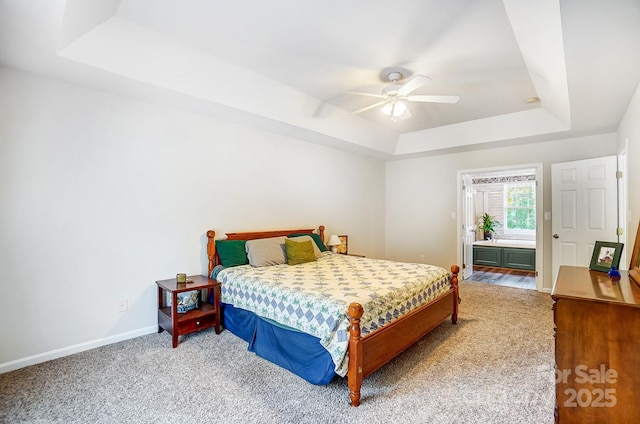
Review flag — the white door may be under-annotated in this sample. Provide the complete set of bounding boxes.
[551,156,619,280]
[461,175,475,279]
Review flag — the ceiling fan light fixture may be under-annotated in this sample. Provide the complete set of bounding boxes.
[381,100,408,117]
[348,72,456,120]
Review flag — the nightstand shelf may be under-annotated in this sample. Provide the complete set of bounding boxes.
[156,275,221,348]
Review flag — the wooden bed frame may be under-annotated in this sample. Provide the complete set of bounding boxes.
[206,225,460,406]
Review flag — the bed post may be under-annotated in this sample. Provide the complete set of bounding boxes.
[450,265,460,324]
[207,230,216,277]
[347,302,364,407]
[318,225,325,244]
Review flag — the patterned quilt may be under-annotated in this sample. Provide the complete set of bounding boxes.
[217,252,451,376]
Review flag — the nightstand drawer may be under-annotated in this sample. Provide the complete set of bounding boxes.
[180,314,216,334]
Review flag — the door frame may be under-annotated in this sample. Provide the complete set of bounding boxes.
[456,163,545,292]
[618,140,629,268]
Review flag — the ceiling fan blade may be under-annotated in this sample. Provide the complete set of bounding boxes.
[397,74,431,96]
[407,94,460,104]
[345,91,385,99]
[350,100,389,114]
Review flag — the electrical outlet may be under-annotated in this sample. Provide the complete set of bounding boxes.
[118,299,128,313]
[419,254,424,262]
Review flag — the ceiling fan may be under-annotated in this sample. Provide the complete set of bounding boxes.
[348,72,459,120]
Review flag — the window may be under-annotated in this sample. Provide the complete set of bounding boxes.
[504,183,536,234]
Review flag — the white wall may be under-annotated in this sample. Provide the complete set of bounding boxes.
[385,134,618,289]
[0,67,386,371]
[617,81,640,266]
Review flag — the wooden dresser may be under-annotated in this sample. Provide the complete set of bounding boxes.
[552,266,640,423]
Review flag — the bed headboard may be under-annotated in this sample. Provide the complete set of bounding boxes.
[206,225,325,275]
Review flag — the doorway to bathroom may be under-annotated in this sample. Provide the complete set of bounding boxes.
[458,164,543,291]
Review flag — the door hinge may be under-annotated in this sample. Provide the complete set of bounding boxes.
[616,171,623,178]
[617,227,623,236]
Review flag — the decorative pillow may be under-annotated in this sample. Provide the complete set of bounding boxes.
[286,235,322,258]
[215,240,249,267]
[210,264,225,280]
[288,232,327,252]
[246,236,287,267]
[285,238,317,265]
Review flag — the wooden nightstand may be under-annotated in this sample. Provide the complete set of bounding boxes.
[156,275,221,347]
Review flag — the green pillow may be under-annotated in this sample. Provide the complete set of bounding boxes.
[285,238,317,265]
[215,240,249,267]
[288,233,327,252]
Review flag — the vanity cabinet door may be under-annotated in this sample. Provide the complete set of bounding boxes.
[503,248,535,270]
[473,246,502,267]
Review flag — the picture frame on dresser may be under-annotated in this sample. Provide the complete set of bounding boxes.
[588,241,623,273]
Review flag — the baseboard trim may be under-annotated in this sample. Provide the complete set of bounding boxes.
[0,326,157,374]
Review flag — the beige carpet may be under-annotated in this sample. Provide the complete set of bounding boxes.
[0,281,555,423]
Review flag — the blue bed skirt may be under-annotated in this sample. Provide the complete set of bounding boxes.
[222,303,337,385]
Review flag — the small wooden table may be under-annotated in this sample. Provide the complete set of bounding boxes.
[156,275,221,347]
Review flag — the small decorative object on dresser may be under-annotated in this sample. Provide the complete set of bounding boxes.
[156,275,221,348]
[607,266,621,282]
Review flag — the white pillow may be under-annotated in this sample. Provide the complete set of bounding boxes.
[286,235,322,258]
[245,236,287,267]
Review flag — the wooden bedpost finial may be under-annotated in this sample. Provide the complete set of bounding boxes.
[450,264,460,324]
[451,264,460,277]
[347,302,364,407]
[348,302,364,320]
[318,225,325,244]
[450,265,459,289]
[207,230,216,277]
